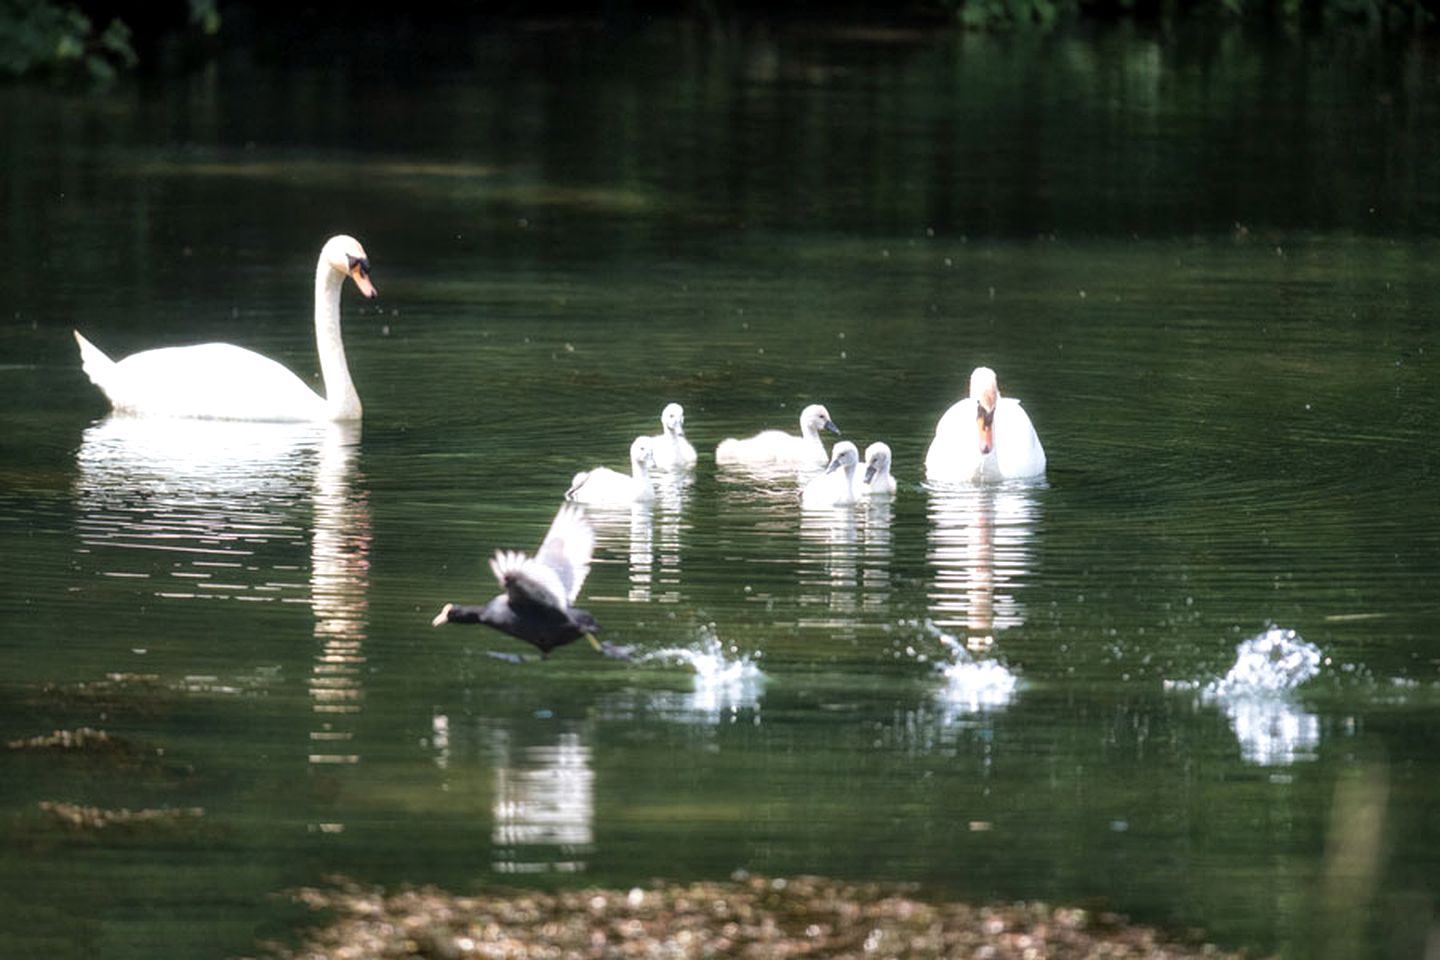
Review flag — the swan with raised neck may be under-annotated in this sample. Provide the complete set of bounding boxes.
[73,234,375,422]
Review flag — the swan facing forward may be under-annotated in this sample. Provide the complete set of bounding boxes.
[801,440,861,508]
[431,503,602,658]
[925,366,1045,482]
[73,234,376,422]
[715,403,840,467]
[859,441,897,496]
[649,402,698,469]
[566,437,656,505]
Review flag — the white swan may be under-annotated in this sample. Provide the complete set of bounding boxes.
[857,441,897,497]
[73,234,375,422]
[801,441,861,508]
[715,403,839,467]
[648,402,698,469]
[925,366,1045,482]
[566,437,657,505]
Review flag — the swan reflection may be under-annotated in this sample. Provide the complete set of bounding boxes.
[74,417,371,791]
[74,418,331,590]
[926,483,1041,647]
[305,425,370,777]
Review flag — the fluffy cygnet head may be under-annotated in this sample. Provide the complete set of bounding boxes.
[630,436,657,472]
[661,402,686,437]
[825,440,861,475]
[862,441,892,483]
[321,235,378,299]
[801,403,841,437]
[969,366,1000,455]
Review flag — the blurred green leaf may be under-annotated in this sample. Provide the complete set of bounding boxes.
[188,0,221,36]
[0,0,134,80]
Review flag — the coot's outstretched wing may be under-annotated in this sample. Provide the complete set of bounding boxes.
[488,549,565,613]
[485,504,594,611]
[533,503,594,604]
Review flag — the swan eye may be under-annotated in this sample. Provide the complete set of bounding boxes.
[346,254,370,277]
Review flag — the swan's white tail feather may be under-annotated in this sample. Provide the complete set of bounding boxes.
[73,331,116,389]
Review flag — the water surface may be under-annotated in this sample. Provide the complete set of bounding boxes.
[1,22,1438,960]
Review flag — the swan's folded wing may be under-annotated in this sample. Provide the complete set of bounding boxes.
[490,549,570,611]
[534,503,595,603]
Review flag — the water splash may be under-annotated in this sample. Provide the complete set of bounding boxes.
[937,659,1020,713]
[1204,625,1322,697]
[922,620,1020,714]
[1188,625,1324,766]
[640,626,765,722]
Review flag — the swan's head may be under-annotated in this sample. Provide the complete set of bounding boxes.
[801,403,840,436]
[661,402,685,437]
[630,436,657,469]
[968,366,1000,455]
[322,234,378,299]
[825,441,861,475]
[863,441,892,483]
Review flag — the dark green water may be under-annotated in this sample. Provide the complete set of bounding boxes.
[2,22,1439,959]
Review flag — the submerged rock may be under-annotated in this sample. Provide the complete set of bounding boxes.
[6,725,193,777]
[255,873,1258,960]
[37,801,204,830]
[8,727,124,752]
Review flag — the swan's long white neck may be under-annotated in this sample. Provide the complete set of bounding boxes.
[315,260,361,421]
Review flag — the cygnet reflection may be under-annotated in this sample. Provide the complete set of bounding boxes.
[584,471,689,606]
[797,492,893,630]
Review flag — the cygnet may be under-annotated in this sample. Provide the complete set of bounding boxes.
[649,402,698,469]
[567,437,656,505]
[801,440,861,508]
[715,403,839,467]
[857,441,897,496]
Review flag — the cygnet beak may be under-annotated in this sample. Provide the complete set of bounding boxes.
[864,461,879,483]
[822,418,840,435]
